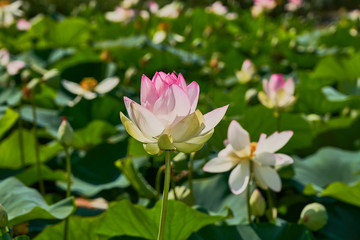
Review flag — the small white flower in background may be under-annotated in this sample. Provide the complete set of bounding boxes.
[203,120,293,194]
[121,0,138,9]
[0,0,23,27]
[285,0,302,12]
[258,74,296,110]
[105,7,135,23]
[62,77,120,102]
[235,59,256,84]
[156,1,183,18]
[0,48,25,75]
[16,18,31,30]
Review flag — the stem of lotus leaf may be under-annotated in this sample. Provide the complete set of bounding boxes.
[31,95,45,197]
[157,150,172,240]
[247,167,252,224]
[188,152,196,205]
[18,107,25,168]
[63,146,72,240]
[156,165,165,200]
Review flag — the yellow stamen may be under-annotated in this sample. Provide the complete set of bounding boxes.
[80,77,98,91]
[250,142,257,157]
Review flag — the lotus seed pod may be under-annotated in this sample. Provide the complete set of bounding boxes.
[299,202,328,231]
[57,117,74,146]
[250,189,266,217]
[0,204,8,228]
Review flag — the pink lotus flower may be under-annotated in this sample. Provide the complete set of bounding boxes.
[206,1,228,15]
[258,74,296,110]
[0,48,25,75]
[120,72,228,154]
[235,59,256,83]
[16,18,31,30]
[203,120,293,194]
[251,0,276,17]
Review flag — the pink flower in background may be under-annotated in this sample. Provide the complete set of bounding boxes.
[235,59,256,83]
[252,0,276,17]
[258,74,296,110]
[206,1,228,15]
[285,0,302,11]
[105,7,135,22]
[16,18,31,30]
[203,120,293,194]
[0,48,25,75]
[120,72,228,154]
[147,1,159,13]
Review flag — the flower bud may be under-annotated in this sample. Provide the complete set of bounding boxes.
[0,204,8,228]
[57,117,74,146]
[299,203,328,231]
[42,69,60,82]
[250,189,266,217]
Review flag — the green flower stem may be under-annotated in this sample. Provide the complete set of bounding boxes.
[18,108,25,168]
[188,152,196,204]
[31,96,45,197]
[63,146,72,240]
[246,169,252,224]
[157,150,172,240]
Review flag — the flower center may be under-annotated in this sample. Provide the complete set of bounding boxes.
[250,142,257,157]
[0,0,10,7]
[80,77,98,91]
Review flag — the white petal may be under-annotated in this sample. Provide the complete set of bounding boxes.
[202,156,236,173]
[228,120,250,153]
[283,78,294,95]
[82,91,97,100]
[256,131,293,153]
[124,97,136,122]
[253,152,276,166]
[120,112,155,143]
[274,153,293,166]
[131,101,165,137]
[253,165,281,192]
[62,80,87,96]
[201,105,229,134]
[95,77,120,93]
[170,110,205,142]
[229,162,250,195]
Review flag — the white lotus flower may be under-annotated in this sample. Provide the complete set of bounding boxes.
[203,120,293,194]
[62,77,120,100]
[0,0,23,27]
[105,7,135,23]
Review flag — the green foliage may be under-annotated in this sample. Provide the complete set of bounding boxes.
[0,177,75,226]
